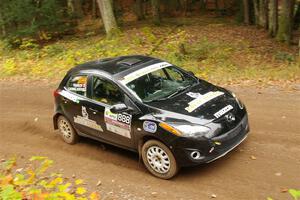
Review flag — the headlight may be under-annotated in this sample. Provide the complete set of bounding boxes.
[159,122,210,137]
[231,92,244,109]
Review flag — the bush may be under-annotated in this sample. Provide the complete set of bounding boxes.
[0,0,68,47]
[0,156,100,200]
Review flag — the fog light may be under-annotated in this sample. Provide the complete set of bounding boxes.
[190,151,201,160]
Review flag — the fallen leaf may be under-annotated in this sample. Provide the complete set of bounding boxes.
[281,188,288,193]
[275,172,282,176]
[250,155,256,160]
[16,168,23,173]
[96,180,102,186]
[75,179,84,185]
[76,187,87,195]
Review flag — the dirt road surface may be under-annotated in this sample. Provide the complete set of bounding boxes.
[0,81,299,200]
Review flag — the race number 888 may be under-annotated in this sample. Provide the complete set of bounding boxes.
[117,114,131,124]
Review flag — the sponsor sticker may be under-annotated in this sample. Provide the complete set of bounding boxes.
[104,108,132,138]
[120,62,171,84]
[214,105,234,118]
[59,90,80,103]
[143,121,157,133]
[74,106,103,132]
[185,91,224,113]
[186,92,201,99]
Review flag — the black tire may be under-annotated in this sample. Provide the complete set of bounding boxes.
[141,140,179,179]
[57,115,79,144]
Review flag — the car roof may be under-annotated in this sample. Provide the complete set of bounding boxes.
[67,55,163,79]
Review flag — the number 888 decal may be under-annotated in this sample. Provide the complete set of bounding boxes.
[117,113,132,125]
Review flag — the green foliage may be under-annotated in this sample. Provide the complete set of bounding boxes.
[0,0,67,46]
[0,23,298,85]
[274,51,295,63]
[42,44,66,57]
[289,189,300,200]
[2,58,17,76]
[187,38,219,61]
[0,185,22,200]
[0,156,101,200]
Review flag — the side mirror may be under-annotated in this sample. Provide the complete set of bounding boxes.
[110,103,130,113]
[187,71,195,76]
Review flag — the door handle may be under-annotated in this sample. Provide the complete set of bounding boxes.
[62,97,69,104]
[89,108,98,114]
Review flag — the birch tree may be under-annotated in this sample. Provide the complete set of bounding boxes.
[96,0,119,37]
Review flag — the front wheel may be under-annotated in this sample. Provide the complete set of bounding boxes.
[57,115,78,144]
[141,140,179,179]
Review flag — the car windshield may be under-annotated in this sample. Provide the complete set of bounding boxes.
[125,66,198,102]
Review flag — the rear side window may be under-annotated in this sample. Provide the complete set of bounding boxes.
[91,76,124,105]
[66,75,87,96]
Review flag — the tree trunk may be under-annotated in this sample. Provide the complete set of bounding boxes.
[258,0,268,28]
[135,0,145,20]
[68,0,84,18]
[253,0,260,24]
[215,0,219,15]
[0,12,6,37]
[151,0,161,25]
[268,0,278,37]
[199,0,206,12]
[243,0,250,24]
[294,2,300,29]
[182,0,188,16]
[92,0,97,18]
[276,0,295,44]
[96,0,119,37]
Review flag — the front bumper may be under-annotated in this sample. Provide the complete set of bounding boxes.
[171,114,249,167]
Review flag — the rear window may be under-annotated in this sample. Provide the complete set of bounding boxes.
[65,75,87,96]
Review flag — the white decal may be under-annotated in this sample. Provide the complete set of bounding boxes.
[214,105,234,118]
[68,87,86,92]
[120,62,172,84]
[104,108,132,138]
[59,90,80,103]
[185,91,224,113]
[82,106,88,118]
[186,92,201,99]
[74,107,103,131]
[106,124,131,138]
[143,121,157,133]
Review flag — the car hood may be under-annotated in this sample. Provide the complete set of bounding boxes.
[144,81,238,125]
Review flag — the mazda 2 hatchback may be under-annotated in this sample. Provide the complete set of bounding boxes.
[53,55,249,179]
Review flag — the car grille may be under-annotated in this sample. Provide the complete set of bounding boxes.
[212,114,248,142]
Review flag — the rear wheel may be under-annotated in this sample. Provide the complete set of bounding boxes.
[141,140,179,179]
[57,115,78,144]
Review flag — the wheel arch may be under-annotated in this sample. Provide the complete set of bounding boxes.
[53,112,69,130]
[138,135,168,154]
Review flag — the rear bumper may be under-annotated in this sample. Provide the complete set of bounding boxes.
[172,114,249,167]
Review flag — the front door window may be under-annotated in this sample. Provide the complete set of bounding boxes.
[91,76,124,105]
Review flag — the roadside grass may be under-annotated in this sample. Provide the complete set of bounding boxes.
[1,156,299,200]
[0,156,100,200]
[0,18,299,87]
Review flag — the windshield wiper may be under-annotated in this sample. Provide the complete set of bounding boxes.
[144,97,169,103]
[167,85,191,98]
[144,83,198,103]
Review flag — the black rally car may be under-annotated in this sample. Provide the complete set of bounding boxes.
[53,55,249,179]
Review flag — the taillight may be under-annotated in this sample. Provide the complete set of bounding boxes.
[53,89,60,97]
